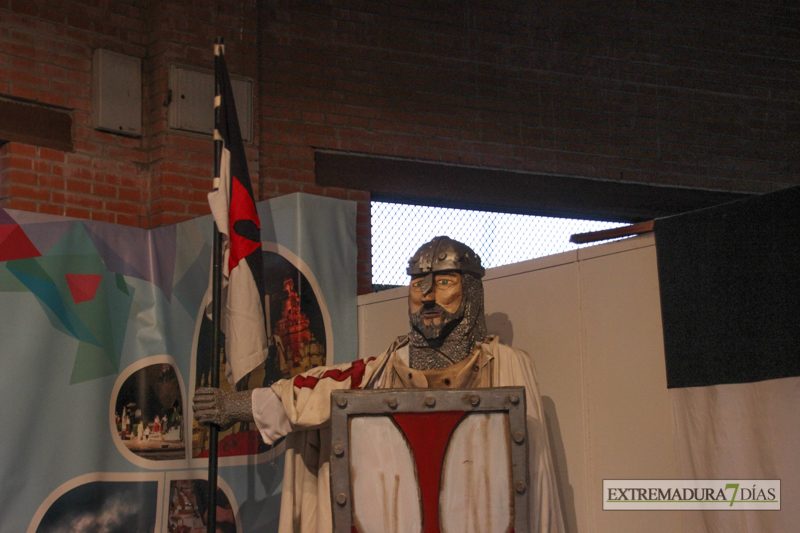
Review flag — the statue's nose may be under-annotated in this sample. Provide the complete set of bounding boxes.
[418,273,434,296]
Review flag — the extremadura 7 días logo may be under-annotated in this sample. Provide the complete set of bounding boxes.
[603,479,780,510]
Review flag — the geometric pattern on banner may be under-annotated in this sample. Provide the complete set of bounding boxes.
[10,220,75,256]
[171,219,211,316]
[0,223,41,261]
[171,241,210,317]
[0,208,15,225]
[65,273,103,303]
[3,221,136,383]
[84,222,177,302]
[2,207,176,298]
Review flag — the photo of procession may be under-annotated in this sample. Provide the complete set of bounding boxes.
[114,363,186,460]
[192,250,328,459]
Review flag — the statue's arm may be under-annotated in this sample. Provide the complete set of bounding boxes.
[193,387,254,430]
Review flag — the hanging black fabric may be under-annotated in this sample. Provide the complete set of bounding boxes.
[654,185,800,389]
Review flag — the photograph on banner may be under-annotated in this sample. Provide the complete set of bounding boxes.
[263,249,327,378]
[113,363,186,461]
[191,247,329,459]
[166,477,238,533]
[32,479,159,533]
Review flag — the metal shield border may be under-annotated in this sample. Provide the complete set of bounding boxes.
[330,386,529,533]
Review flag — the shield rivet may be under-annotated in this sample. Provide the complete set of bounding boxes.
[388,397,398,408]
[425,396,436,407]
[337,396,347,408]
[336,493,347,505]
[333,443,344,457]
[513,430,525,444]
[515,481,526,494]
[469,395,480,406]
[509,394,520,405]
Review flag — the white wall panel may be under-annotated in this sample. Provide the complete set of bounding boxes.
[578,241,680,533]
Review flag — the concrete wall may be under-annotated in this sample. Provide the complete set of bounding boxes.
[357,234,681,533]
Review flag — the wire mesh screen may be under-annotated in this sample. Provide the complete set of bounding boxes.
[372,202,627,289]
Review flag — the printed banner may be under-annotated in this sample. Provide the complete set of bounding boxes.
[0,193,357,533]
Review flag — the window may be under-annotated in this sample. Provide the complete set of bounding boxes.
[371,202,626,289]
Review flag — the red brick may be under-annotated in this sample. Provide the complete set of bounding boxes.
[72,140,104,155]
[37,90,66,107]
[4,154,33,171]
[9,183,50,201]
[38,203,64,216]
[66,153,92,167]
[150,198,187,214]
[39,175,65,189]
[105,200,146,216]
[276,181,301,194]
[64,192,103,210]
[301,184,324,196]
[116,214,141,227]
[324,187,348,200]
[39,148,66,162]
[187,203,211,216]
[64,206,91,219]
[106,147,147,164]
[118,187,143,202]
[66,179,92,194]
[6,143,37,156]
[347,189,370,202]
[92,183,116,197]
[91,211,115,223]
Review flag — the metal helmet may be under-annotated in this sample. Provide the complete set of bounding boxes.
[406,236,487,369]
[407,236,484,294]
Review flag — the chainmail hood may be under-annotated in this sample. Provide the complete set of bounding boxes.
[407,236,487,370]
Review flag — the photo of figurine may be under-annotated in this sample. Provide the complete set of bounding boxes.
[192,249,328,459]
[34,481,158,533]
[114,363,185,460]
[167,479,236,533]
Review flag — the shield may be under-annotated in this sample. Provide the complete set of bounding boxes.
[330,387,529,533]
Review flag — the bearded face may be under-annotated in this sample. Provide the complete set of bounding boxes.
[408,272,465,343]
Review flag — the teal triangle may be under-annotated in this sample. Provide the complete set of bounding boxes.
[6,262,99,345]
[70,341,117,383]
[46,222,100,257]
[0,264,27,291]
[115,273,130,295]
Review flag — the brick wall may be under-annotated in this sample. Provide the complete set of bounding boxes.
[1,0,798,295]
[0,0,149,225]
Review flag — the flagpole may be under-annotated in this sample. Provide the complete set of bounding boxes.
[208,35,224,533]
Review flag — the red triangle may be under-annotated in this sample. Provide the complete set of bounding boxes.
[65,274,103,303]
[0,225,41,262]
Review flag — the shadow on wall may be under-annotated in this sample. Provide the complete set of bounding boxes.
[486,312,576,532]
[543,395,577,533]
[238,447,285,533]
[485,312,514,346]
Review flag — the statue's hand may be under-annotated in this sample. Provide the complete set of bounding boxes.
[193,388,254,430]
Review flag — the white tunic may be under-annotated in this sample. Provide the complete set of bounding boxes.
[252,335,565,533]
